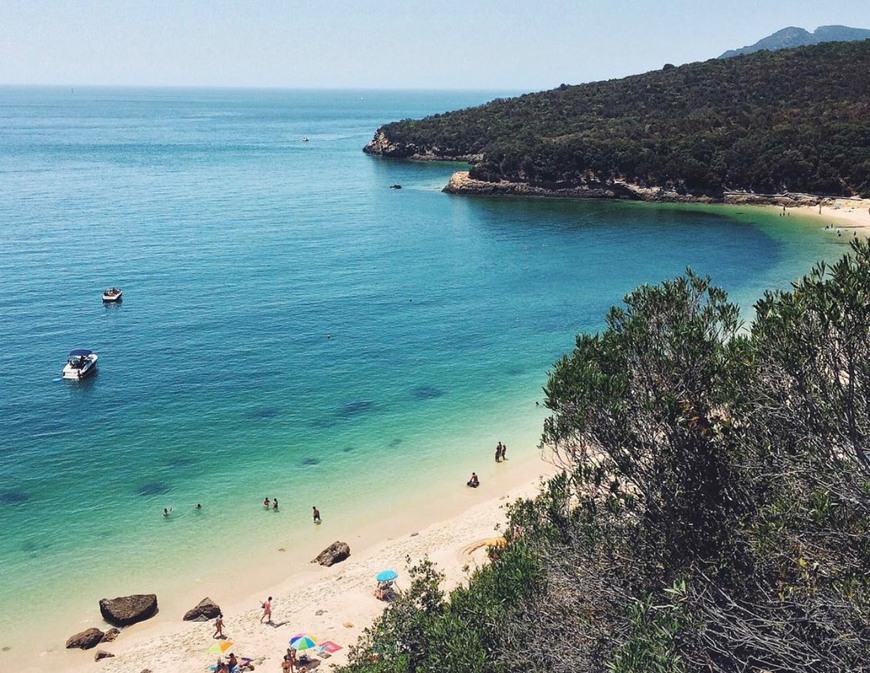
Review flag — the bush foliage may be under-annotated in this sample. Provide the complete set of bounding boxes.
[367,41,870,197]
[340,240,870,673]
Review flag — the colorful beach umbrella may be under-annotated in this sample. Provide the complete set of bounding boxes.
[290,633,318,651]
[207,640,234,655]
[376,569,398,582]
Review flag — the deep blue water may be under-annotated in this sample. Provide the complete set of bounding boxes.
[0,87,844,653]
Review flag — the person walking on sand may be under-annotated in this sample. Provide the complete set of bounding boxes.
[213,612,224,639]
[312,505,321,523]
[260,596,272,623]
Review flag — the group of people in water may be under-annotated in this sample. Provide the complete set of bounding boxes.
[161,500,321,522]
[467,440,510,488]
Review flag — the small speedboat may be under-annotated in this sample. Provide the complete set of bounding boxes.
[62,349,98,380]
[102,287,123,302]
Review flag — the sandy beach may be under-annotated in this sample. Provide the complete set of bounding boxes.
[783,196,870,236]
[30,447,557,673]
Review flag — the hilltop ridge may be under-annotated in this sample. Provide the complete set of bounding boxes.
[719,24,870,58]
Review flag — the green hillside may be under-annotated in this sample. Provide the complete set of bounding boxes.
[340,240,870,673]
[364,41,870,199]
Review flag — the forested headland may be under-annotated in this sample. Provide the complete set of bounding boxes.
[364,41,870,201]
[338,239,870,673]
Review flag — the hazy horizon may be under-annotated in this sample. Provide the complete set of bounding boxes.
[1,1,869,91]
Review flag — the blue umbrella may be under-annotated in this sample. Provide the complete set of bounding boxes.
[376,569,398,582]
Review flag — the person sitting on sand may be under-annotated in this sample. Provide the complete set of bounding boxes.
[227,653,239,673]
[467,472,479,488]
[375,580,396,601]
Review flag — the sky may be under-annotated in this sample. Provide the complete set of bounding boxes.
[1,0,869,91]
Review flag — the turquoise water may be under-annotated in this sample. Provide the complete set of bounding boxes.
[0,87,847,654]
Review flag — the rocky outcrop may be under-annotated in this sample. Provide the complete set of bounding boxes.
[183,597,221,622]
[94,650,115,661]
[99,594,158,627]
[443,171,836,206]
[443,171,692,201]
[66,627,105,650]
[312,541,351,567]
[363,129,482,163]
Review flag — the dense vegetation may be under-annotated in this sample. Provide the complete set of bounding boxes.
[340,239,870,673]
[366,41,870,198]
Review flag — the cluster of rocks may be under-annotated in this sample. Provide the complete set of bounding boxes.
[67,594,223,660]
[65,542,351,661]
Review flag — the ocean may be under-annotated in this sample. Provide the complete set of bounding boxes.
[0,87,846,660]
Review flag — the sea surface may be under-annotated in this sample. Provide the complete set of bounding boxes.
[0,87,848,658]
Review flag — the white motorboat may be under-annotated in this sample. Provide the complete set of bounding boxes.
[102,287,123,302]
[62,349,98,380]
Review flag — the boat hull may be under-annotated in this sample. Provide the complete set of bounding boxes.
[62,354,98,380]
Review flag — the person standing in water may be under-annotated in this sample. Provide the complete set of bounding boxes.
[312,506,321,523]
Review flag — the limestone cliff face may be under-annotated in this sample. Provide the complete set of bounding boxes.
[363,129,482,163]
[443,171,826,206]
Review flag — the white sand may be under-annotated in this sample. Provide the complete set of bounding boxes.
[33,451,557,673]
[782,197,870,236]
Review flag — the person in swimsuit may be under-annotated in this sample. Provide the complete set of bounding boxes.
[260,596,272,623]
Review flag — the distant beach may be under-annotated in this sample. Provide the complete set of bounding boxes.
[782,197,870,237]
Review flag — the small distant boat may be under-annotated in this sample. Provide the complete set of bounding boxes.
[102,287,123,302]
[302,136,310,142]
[62,349,98,380]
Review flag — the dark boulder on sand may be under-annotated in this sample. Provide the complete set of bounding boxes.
[99,594,158,627]
[94,649,115,661]
[312,541,351,567]
[66,627,105,650]
[101,628,121,642]
[183,597,222,622]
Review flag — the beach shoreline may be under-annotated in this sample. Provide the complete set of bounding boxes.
[15,439,558,673]
[779,197,870,236]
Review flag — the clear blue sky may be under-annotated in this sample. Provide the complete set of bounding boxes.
[1,0,868,90]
